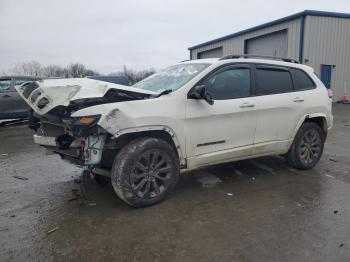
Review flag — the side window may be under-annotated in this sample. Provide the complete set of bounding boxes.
[0,79,12,93]
[255,67,293,95]
[290,68,316,90]
[202,68,251,100]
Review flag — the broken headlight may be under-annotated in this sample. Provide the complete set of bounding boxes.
[62,115,101,126]
[62,115,101,137]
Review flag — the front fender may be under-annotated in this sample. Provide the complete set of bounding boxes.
[111,125,186,167]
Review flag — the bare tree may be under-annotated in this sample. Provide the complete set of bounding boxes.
[115,65,155,84]
[6,61,42,76]
[3,61,154,82]
[42,65,65,78]
[66,63,86,78]
[3,61,99,78]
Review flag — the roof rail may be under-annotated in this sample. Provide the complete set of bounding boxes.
[219,54,299,64]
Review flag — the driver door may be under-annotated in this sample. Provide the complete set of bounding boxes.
[185,64,257,167]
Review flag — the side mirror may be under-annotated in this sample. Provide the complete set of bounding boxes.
[189,85,214,105]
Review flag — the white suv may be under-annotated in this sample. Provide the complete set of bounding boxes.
[17,55,333,207]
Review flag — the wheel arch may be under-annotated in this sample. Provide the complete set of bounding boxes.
[293,113,328,143]
[102,126,186,169]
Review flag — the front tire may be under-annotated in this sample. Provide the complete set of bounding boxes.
[111,137,179,207]
[286,122,324,170]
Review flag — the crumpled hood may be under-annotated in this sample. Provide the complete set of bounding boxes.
[15,78,157,115]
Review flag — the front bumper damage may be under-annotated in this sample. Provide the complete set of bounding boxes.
[15,78,156,169]
[30,113,107,166]
[34,133,106,165]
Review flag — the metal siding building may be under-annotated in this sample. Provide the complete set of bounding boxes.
[188,10,350,101]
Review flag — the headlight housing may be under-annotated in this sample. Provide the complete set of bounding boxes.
[63,115,101,126]
[62,115,101,136]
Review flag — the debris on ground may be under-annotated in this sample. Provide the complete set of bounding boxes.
[252,177,256,181]
[334,210,339,214]
[251,161,275,174]
[329,158,338,162]
[47,227,59,235]
[1,153,8,157]
[287,167,297,173]
[194,171,222,188]
[234,169,243,176]
[71,188,80,195]
[10,214,15,218]
[13,175,29,181]
[325,174,335,178]
[71,188,82,201]
[88,203,97,206]
[339,243,344,248]
[74,178,81,184]
[227,193,233,196]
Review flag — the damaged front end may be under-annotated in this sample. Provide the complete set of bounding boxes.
[17,78,156,168]
[31,112,107,166]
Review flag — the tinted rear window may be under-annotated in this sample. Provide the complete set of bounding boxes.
[290,68,316,90]
[255,68,293,95]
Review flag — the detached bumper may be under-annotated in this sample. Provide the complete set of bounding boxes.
[33,134,106,166]
[34,135,80,147]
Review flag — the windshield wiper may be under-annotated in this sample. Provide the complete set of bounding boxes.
[153,89,172,98]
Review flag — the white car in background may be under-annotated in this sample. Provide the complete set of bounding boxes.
[16,55,333,207]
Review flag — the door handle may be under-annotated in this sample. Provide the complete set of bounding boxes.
[240,103,255,108]
[1,94,11,98]
[293,97,304,102]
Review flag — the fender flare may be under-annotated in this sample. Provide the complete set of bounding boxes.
[112,125,186,166]
[288,113,328,148]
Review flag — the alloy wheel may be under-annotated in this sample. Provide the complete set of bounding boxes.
[130,149,172,198]
[299,129,322,164]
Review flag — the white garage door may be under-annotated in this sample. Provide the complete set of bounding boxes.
[198,47,223,59]
[245,30,287,57]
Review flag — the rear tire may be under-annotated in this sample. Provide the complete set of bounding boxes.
[111,137,179,207]
[286,122,324,170]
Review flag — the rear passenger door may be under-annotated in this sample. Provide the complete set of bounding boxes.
[252,65,300,154]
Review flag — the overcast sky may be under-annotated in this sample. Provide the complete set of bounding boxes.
[0,0,349,74]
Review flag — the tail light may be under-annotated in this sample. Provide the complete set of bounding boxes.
[327,89,333,98]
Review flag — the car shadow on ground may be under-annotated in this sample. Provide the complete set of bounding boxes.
[73,155,317,211]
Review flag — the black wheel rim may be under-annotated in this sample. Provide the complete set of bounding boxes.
[299,129,321,164]
[130,149,172,198]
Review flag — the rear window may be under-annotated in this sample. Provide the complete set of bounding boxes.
[290,69,316,90]
[0,79,12,92]
[255,67,293,95]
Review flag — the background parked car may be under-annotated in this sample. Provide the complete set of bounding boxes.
[0,76,42,120]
